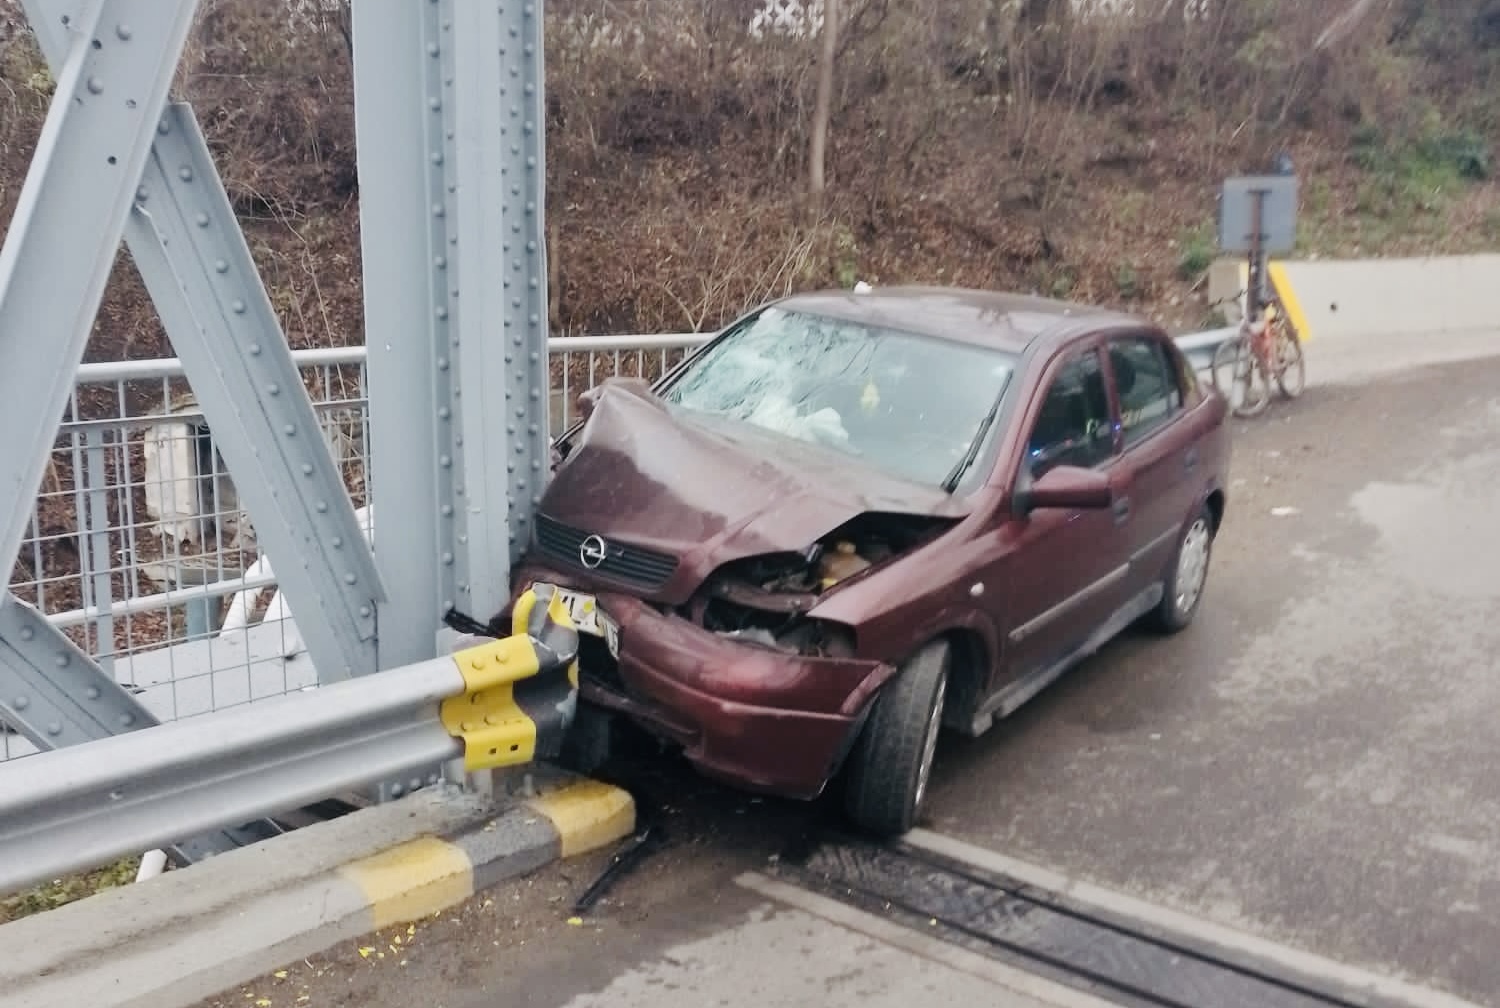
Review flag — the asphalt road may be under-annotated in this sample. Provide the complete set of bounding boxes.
[198,345,1500,1008]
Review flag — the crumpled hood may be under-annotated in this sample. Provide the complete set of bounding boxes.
[538,383,968,591]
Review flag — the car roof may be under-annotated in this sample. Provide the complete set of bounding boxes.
[773,285,1146,354]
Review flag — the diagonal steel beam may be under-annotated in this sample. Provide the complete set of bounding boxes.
[128,104,383,680]
[0,591,266,861]
[0,0,198,576]
[20,1,384,680]
[0,593,154,751]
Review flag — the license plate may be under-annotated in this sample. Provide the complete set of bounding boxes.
[555,588,619,658]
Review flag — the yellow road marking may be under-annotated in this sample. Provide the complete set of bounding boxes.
[1268,261,1312,342]
[527,779,637,858]
[339,836,474,929]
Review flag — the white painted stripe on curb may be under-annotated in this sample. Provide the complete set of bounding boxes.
[735,872,1120,1008]
[904,829,1486,1008]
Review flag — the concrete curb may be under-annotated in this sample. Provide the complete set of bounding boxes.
[0,770,635,1008]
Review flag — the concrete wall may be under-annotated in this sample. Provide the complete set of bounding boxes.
[1276,254,1500,342]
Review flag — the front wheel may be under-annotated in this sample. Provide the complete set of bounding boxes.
[844,640,949,837]
[1211,335,1270,418]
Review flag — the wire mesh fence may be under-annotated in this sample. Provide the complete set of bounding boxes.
[1,333,705,760]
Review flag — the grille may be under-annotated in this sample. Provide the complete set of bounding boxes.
[534,514,678,592]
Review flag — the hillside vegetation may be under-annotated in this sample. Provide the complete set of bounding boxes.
[1,0,1498,360]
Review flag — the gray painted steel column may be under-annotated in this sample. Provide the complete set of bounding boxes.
[0,0,198,578]
[352,0,458,669]
[451,0,552,618]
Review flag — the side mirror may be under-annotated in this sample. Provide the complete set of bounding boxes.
[1020,464,1113,513]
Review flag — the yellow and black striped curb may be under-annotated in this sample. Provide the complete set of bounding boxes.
[341,776,636,929]
[2,775,635,1008]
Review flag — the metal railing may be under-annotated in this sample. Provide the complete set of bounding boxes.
[1,333,702,761]
[2,325,1231,762]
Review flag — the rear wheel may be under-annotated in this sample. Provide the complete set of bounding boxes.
[1272,321,1306,399]
[1149,504,1215,634]
[844,640,949,837]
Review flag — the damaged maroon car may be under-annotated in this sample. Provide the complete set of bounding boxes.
[506,287,1229,835]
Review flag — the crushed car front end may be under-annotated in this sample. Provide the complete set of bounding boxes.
[509,556,892,798]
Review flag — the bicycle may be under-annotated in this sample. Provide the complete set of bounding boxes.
[1210,291,1305,418]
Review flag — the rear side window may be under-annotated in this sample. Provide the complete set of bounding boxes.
[1027,350,1114,477]
[1109,337,1181,446]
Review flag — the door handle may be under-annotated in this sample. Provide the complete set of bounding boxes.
[1112,496,1131,524]
[1184,446,1200,472]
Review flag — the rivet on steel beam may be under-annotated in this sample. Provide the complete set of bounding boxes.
[135,186,149,203]
[434,255,447,269]
[116,24,133,41]
[55,653,69,667]
[359,606,372,618]
[18,627,33,642]
[266,382,279,395]
[284,424,296,436]
[439,455,452,468]
[442,553,455,566]
[344,573,358,585]
[215,259,229,273]
[438,406,451,420]
[428,97,441,111]
[232,300,247,314]
[427,43,440,56]
[180,166,195,182]
[86,77,103,95]
[331,536,343,548]
[248,343,262,355]
[86,687,100,700]
[195,213,209,228]
[47,723,62,736]
[410,778,423,792]
[436,306,448,320]
[12,697,28,710]
[315,501,329,514]
[301,463,314,476]
[437,357,450,371]
[441,504,454,517]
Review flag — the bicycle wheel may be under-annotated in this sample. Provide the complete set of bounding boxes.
[1272,321,1306,399]
[1212,336,1269,418]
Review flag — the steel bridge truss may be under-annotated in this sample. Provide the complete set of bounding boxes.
[0,0,551,857]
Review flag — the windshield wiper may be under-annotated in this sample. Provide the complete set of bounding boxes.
[942,391,1005,493]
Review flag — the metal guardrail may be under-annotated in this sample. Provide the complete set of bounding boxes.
[2,325,1234,763]
[0,582,580,894]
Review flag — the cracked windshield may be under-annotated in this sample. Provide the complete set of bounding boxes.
[662,306,1016,488]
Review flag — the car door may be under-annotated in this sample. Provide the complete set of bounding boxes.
[998,345,1133,687]
[1103,331,1193,596]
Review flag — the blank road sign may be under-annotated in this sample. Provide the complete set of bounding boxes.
[1218,175,1298,254]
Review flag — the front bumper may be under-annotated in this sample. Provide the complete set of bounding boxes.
[510,565,889,800]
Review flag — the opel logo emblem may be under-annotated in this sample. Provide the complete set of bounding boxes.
[579,534,609,570]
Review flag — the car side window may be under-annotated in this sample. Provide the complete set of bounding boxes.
[1108,336,1181,447]
[1026,350,1114,478]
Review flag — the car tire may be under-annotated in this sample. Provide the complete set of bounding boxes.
[844,639,949,837]
[1149,503,1215,634]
